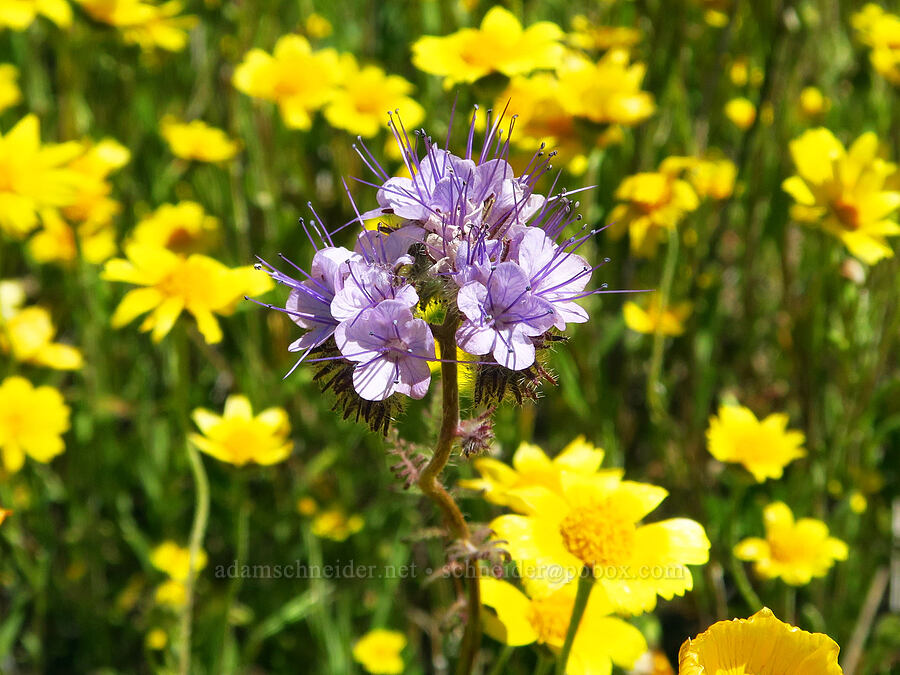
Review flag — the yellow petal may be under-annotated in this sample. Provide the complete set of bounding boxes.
[478,577,537,646]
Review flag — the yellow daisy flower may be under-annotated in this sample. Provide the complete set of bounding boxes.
[492,474,710,614]
[724,97,756,130]
[799,86,830,119]
[160,116,240,163]
[734,502,848,586]
[352,629,407,675]
[568,15,641,52]
[852,4,900,85]
[679,607,843,674]
[557,49,656,127]
[623,299,692,336]
[0,278,25,318]
[0,0,71,30]
[150,540,206,608]
[0,304,83,369]
[28,209,117,266]
[145,628,168,650]
[189,394,292,466]
[323,56,424,138]
[607,171,699,258]
[460,436,622,509]
[0,64,21,112]
[233,34,343,130]
[782,127,900,264]
[706,404,806,482]
[303,12,331,39]
[311,507,363,541]
[659,155,737,201]
[102,243,273,344]
[480,577,646,675]
[129,201,219,253]
[411,6,564,87]
[75,0,197,52]
[0,376,70,473]
[0,114,83,239]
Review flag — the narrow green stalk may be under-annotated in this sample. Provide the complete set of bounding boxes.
[784,586,796,625]
[487,645,514,675]
[647,226,680,422]
[534,653,553,675]
[178,441,210,675]
[555,568,594,675]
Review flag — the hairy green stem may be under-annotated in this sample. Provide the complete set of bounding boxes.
[555,568,594,675]
[179,441,210,675]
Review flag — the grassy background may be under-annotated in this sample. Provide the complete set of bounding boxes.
[2,0,899,672]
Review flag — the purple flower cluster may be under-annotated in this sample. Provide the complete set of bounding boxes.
[257,107,610,404]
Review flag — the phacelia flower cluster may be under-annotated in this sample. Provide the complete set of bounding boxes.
[257,107,612,429]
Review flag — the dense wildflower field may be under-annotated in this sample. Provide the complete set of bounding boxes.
[1,0,899,673]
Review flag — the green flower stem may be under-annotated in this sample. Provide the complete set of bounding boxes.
[647,226,680,423]
[416,312,480,675]
[555,568,594,675]
[179,440,210,675]
[487,645,514,675]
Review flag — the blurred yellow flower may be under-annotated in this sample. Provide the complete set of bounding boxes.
[0,376,70,473]
[630,649,674,675]
[297,496,318,515]
[460,436,621,509]
[783,128,900,264]
[607,171,699,258]
[130,201,219,253]
[150,540,206,608]
[0,278,25,319]
[411,6,563,87]
[623,299,692,336]
[189,394,292,466]
[161,116,240,162]
[734,502,848,585]
[706,404,805,482]
[0,0,71,30]
[303,12,331,39]
[492,474,710,614]
[659,155,736,200]
[352,629,407,675]
[29,209,116,266]
[0,304,83,369]
[557,49,655,126]
[568,15,641,51]
[853,4,900,85]
[324,56,424,138]
[849,491,867,514]
[76,0,197,52]
[233,34,343,130]
[0,64,21,112]
[311,507,363,541]
[724,97,756,130]
[0,507,10,526]
[102,244,273,343]
[61,138,130,224]
[145,628,168,650]
[480,577,646,672]
[679,607,843,675]
[0,114,82,239]
[799,86,830,119]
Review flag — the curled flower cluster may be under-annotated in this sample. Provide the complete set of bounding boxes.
[258,109,609,421]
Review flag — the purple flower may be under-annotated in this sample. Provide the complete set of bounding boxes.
[334,300,435,401]
[455,262,556,370]
[330,259,418,323]
[355,225,425,268]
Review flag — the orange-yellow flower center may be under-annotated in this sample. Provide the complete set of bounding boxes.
[526,593,572,646]
[831,197,860,230]
[559,498,637,568]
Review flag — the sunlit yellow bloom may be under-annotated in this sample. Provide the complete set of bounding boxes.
[161,116,240,162]
[189,394,292,466]
[154,578,188,607]
[629,649,674,675]
[311,507,363,541]
[0,64,21,112]
[852,4,900,85]
[0,508,10,526]
[0,114,82,239]
[799,86,830,119]
[0,0,71,30]
[0,278,26,319]
[102,244,273,344]
[557,49,655,126]
[849,491,867,514]
[145,628,168,650]
[659,155,736,200]
[352,629,407,675]
[679,607,843,674]
[304,12,331,39]
[724,97,756,130]
[150,540,206,608]
[324,56,424,138]
[706,404,805,482]
[0,304,82,369]
[783,128,900,264]
[607,171,699,258]
[62,138,130,224]
[492,473,710,614]
[481,577,646,675]
[76,0,197,52]
[461,436,622,509]
[623,299,692,336]
[0,376,70,473]
[233,34,342,130]
[29,209,117,266]
[130,201,219,253]
[734,502,848,586]
[568,15,641,51]
[411,6,563,87]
